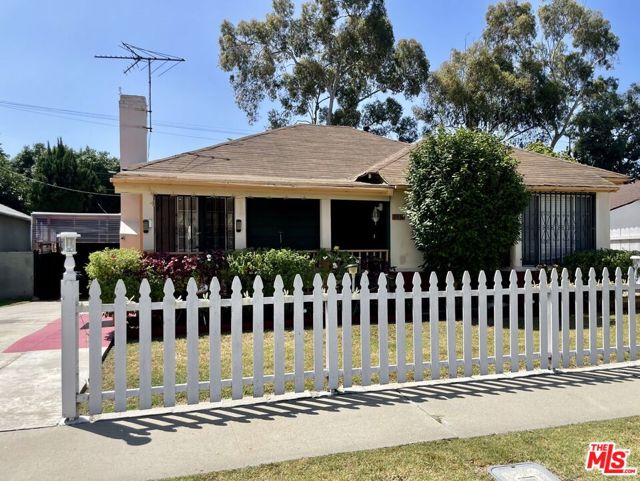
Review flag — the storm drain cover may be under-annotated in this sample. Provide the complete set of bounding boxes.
[488,463,561,481]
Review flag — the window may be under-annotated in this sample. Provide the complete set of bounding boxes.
[176,196,199,252]
[522,192,595,265]
[155,195,234,253]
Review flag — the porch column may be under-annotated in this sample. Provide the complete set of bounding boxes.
[235,196,247,249]
[595,192,610,249]
[142,193,154,251]
[320,199,331,249]
[510,240,523,268]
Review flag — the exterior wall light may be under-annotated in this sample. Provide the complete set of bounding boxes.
[236,219,242,233]
[371,206,381,226]
[143,219,150,233]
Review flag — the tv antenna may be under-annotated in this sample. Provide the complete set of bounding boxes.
[95,42,185,131]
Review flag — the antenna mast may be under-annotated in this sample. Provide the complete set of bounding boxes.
[95,42,185,131]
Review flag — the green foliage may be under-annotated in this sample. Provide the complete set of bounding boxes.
[572,79,640,177]
[419,0,620,149]
[218,0,428,140]
[0,145,30,213]
[405,128,529,276]
[561,249,639,281]
[226,249,315,295]
[29,139,120,213]
[525,141,574,161]
[311,248,357,282]
[85,249,143,303]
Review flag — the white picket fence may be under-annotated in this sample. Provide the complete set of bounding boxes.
[61,266,639,419]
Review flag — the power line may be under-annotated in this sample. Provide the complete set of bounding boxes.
[0,99,259,136]
[0,102,235,143]
[0,164,120,197]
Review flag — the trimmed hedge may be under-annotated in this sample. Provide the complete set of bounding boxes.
[561,249,640,280]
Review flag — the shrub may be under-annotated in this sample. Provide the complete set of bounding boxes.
[226,249,314,294]
[142,251,227,300]
[406,128,529,276]
[312,248,357,281]
[85,248,143,303]
[561,249,640,281]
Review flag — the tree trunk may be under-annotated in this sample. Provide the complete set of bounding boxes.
[326,91,335,125]
[549,132,562,150]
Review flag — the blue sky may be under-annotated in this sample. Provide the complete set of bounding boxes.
[1,0,639,160]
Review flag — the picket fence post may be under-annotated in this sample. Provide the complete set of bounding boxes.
[293,275,305,393]
[326,274,339,391]
[252,276,265,397]
[377,273,389,385]
[629,267,637,361]
[445,272,456,378]
[428,272,439,380]
[88,280,102,415]
[602,268,611,363]
[395,273,406,383]
[60,242,80,420]
[575,268,584,367]
[412,272,423,382]
[341,273,353,388]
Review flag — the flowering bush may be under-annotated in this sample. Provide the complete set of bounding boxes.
[142,251,227,300]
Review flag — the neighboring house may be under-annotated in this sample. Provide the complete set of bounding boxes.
[0,203,33,299]
[31,212,121,299]
[610,181,640,251]
[112,95,627,271]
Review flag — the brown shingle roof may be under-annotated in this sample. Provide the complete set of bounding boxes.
[366,145,626,192]
[118,124,404,187]
[115,125,627,192]
[610,180,640,209]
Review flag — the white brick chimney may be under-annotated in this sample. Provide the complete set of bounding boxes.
[118,94,148,250]
[119,94,148,167]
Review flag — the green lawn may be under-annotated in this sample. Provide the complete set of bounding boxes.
[85,314,633,414]
[162,416,640,481]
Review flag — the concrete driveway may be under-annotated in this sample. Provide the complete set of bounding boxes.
[0,301,66,431]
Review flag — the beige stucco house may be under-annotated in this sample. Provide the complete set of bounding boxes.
[112,95,628,271]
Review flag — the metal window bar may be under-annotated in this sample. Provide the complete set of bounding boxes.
[522,193,595,266]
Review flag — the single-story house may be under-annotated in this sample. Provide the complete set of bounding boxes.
[610,180,640,251]
[112,95,628,271]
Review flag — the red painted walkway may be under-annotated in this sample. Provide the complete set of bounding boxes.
[3,314,114,353]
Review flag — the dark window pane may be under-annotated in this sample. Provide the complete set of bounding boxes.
[522,193,595,265]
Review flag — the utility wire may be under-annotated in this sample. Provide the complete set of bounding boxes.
[0,164,120,197]
[0,103,230,142]
[0,100,258,136]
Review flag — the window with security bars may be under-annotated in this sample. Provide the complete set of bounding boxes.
[155,195,234,253]
[522,192,595,266]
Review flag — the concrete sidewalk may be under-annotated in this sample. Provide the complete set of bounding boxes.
[0,301,94,431]
[2,363,640,481]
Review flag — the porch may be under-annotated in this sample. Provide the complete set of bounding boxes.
[152,194,390,262]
